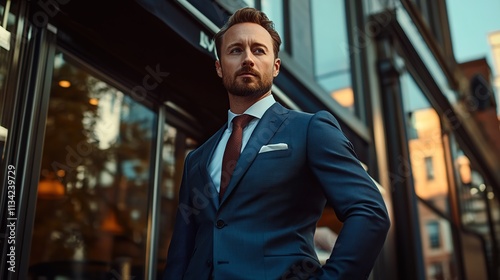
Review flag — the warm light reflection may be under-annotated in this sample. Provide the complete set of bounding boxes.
[89,98,99,106]
[38,178,65,198]
[101,211,124,234]
[488,31,500,116]
[412,110,437,132]
[330,87,354,109]
[409,108,448,199]
[0,126,7,142]
[489,31,500,45]
[56,169,65,177]
[58,80,71,88]
[457,155,471,184]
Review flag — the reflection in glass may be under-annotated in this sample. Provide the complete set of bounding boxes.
[1,1,8,154]
[452,142,500,272]
[261,0,284,50]
[242,0,255,8]
[0,45,8,161]
[0,47,6,97]
[156,124,197,268]
[401,72,460,278]
[396,4,457,103]
[401,72,449,214]
[426,221,440,248]
[418,201,458,280]
[424,156,435,181]
[0,0,16,204]
[311,0,353,112]
[29,52,155,279]
[454,148,496,229]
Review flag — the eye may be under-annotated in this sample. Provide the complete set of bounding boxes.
[229,47,242,54]
[254,48,266,54]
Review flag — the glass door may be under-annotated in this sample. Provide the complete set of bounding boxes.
[28,50,157,279]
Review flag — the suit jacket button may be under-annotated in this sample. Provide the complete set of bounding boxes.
[216,220,225,228]
[206,259,212,267]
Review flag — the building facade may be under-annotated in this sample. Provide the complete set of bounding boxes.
[0,0,499,279]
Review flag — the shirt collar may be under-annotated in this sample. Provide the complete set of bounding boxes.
[227,94,276,129]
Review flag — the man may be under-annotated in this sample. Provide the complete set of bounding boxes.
[163,7,390,280]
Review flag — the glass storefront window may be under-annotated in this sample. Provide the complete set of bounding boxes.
[29,51,156,279]
[401,72,450,215]
[454,147,498,231]
[400,71,461,278]
[0,45,8,162]
[418,201,459,280]
[0,1,7,91]
[1,0,16,169]
[156,123,197,270]
[396,3,457,103]
[261,0,284,50]
[452,143,500,272]
[311,0,353,113]
[242,0,255,7]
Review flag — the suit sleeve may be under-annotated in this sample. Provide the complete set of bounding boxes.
[306,111,390,279]
[162,152,197,280]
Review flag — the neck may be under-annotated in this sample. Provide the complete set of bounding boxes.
[228,91,271,114]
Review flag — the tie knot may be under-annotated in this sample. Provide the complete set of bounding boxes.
[232,114,254,129]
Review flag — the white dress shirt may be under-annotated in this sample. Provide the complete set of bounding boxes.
[208,94,276,192]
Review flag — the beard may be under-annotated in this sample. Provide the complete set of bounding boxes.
[222,67,273,98]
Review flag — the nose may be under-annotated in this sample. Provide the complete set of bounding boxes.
[242,50,255,67]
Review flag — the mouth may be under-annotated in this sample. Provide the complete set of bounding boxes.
[238,73,256,78]
[236,68,258,78]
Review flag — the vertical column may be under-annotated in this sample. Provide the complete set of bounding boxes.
[375,31,426,280]
[145,107,165,280]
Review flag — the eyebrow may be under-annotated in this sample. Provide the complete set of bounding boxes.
[225,42,270,51]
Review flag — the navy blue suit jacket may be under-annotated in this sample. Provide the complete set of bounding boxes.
[163,103,390,279]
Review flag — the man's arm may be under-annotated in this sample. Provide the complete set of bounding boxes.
[306,111,390,279]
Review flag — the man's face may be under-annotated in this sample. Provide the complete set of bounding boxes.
[215,23,280,98]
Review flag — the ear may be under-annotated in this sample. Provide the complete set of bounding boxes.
[215,60,223,78]
[273,58,281,77]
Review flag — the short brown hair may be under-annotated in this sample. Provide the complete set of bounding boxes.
[214,7,281,60]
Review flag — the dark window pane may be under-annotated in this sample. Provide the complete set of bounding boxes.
[425,156,435,181]
[426,221,440,248]
[29,51,155,279]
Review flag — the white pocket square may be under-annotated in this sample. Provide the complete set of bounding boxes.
[259,143,288,153]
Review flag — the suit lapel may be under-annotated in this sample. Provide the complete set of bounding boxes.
[198,125,227,210]
[219,103,289,205]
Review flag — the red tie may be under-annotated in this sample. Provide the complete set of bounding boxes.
[220,114,254,202]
